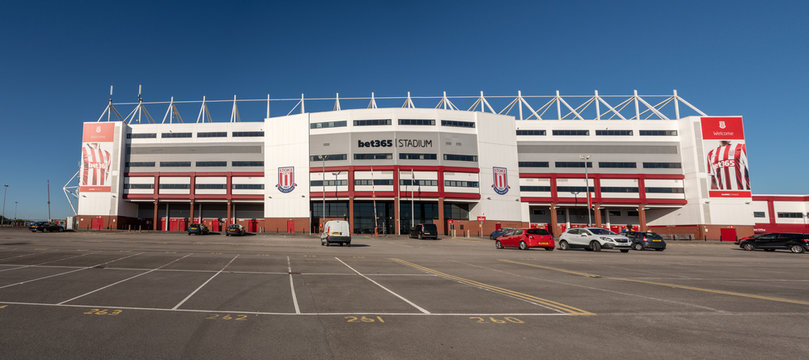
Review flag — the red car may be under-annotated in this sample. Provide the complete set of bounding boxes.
[495,228,555,251]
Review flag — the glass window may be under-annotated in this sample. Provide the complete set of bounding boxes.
[159,161,191,167]
[589,228,616,235]
[643,162,682,169]
[232,184,265,189]
[162,132,192,138]
[311,180,348,187]
[600,187,639,193]
[555,162,593,168]
[127,133,157,139]
[124,183,154,189]
[195,161,227,167]
[196,184,226,189]
[232,161,264,167]
[441,120,475,128]
[599,162,636,168]
[777,212,803,218]
[444,180,479,188]
[353,179,393,186]
[608,210,621,216]
[399,153,437,160]
[310,121,347,129]
[197,132,227,138]
[627,210,639,216]
[639,130,677,136]
[159,184,190,189]
[310,154,347,161]
[516,130,546,136]
[753,211,766,218]
[645,187,685,193]
[443,154,477,161]
[552,130,589,136]
[526,229,550,235]
[232,131,264,137]
[126,162,155,167]
[595,130,633,136]
[519,162,549,168]
[520,186,551,192]
[556,186,593,193]
[353,119,391,126]
[354,153,392,160]
[399,119,435,126]
[400,179,438,186]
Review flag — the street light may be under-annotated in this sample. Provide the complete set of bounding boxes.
[321,153,328,230]
[1,184,7,226]
[14,201,18,227]
[579,154,592,226]
[571,191,579,225]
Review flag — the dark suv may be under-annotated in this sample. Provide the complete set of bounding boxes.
[410,224,438,240]
[740,233,809,253]
[624,231,667,251]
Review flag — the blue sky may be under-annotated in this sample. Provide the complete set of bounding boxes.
[1,0,807,220]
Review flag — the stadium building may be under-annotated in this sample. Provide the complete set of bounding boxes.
[68,90,809,239]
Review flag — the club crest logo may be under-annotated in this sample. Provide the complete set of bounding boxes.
[492,166,510,195]
[277,166,296,193]
[718,120,726,129]
[96,126,102,133]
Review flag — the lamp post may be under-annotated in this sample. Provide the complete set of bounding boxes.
[1,184,7,226]
[411,170,415,231]
[14,201,18,227]
[571,191,579,225]
[321,154,328,230]
[579,154,592,226]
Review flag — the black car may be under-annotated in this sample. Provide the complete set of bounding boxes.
[29,221,64,232]
[739,233,809,253]
[624,231,666,251]
[410,224,438,240]
[187,223,209,235]
[226,224,246,236]
[489,228,513,240]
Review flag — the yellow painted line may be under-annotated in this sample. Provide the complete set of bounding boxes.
[390,258,593,316]
[611,277,809,307]
[502,260,809,307]
[500,259,601,278]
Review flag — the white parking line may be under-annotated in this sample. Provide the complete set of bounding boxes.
[0,253,142,290]
[0,252,40,262]
[335,257,430,314]
[57,254,193,305]
[171,255,239,310]
[287,256,300,314]
[0,253,93,273]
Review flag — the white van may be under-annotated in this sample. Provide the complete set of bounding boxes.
[321,220,351,246]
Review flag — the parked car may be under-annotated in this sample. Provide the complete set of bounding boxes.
[558,227,631,252]
[490,228,513,240]
[739,233,809,254]
[187,223,209,235]
[410,223,439,240]
[495,228,554,251]
[29,221,64,233]
[225,224,246,236]
[624,231,666,251]
[321,220,351,246]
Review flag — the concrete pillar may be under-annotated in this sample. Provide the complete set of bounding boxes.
[550,203,558,238]
[349,197,355,234]
[437,198,445,235]
[639,204,647,231]
[594,204,602,227]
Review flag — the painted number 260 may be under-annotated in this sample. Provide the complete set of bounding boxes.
[469,316,524,324]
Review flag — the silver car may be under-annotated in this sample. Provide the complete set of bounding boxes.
[558,227,632,253]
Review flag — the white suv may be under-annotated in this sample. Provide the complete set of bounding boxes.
[558,227,632,253]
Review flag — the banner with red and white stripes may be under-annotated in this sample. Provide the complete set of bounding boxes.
[80,123,115,192]
[700,117,751,198]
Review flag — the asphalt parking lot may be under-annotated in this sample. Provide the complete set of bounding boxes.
[0,229,807,359]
